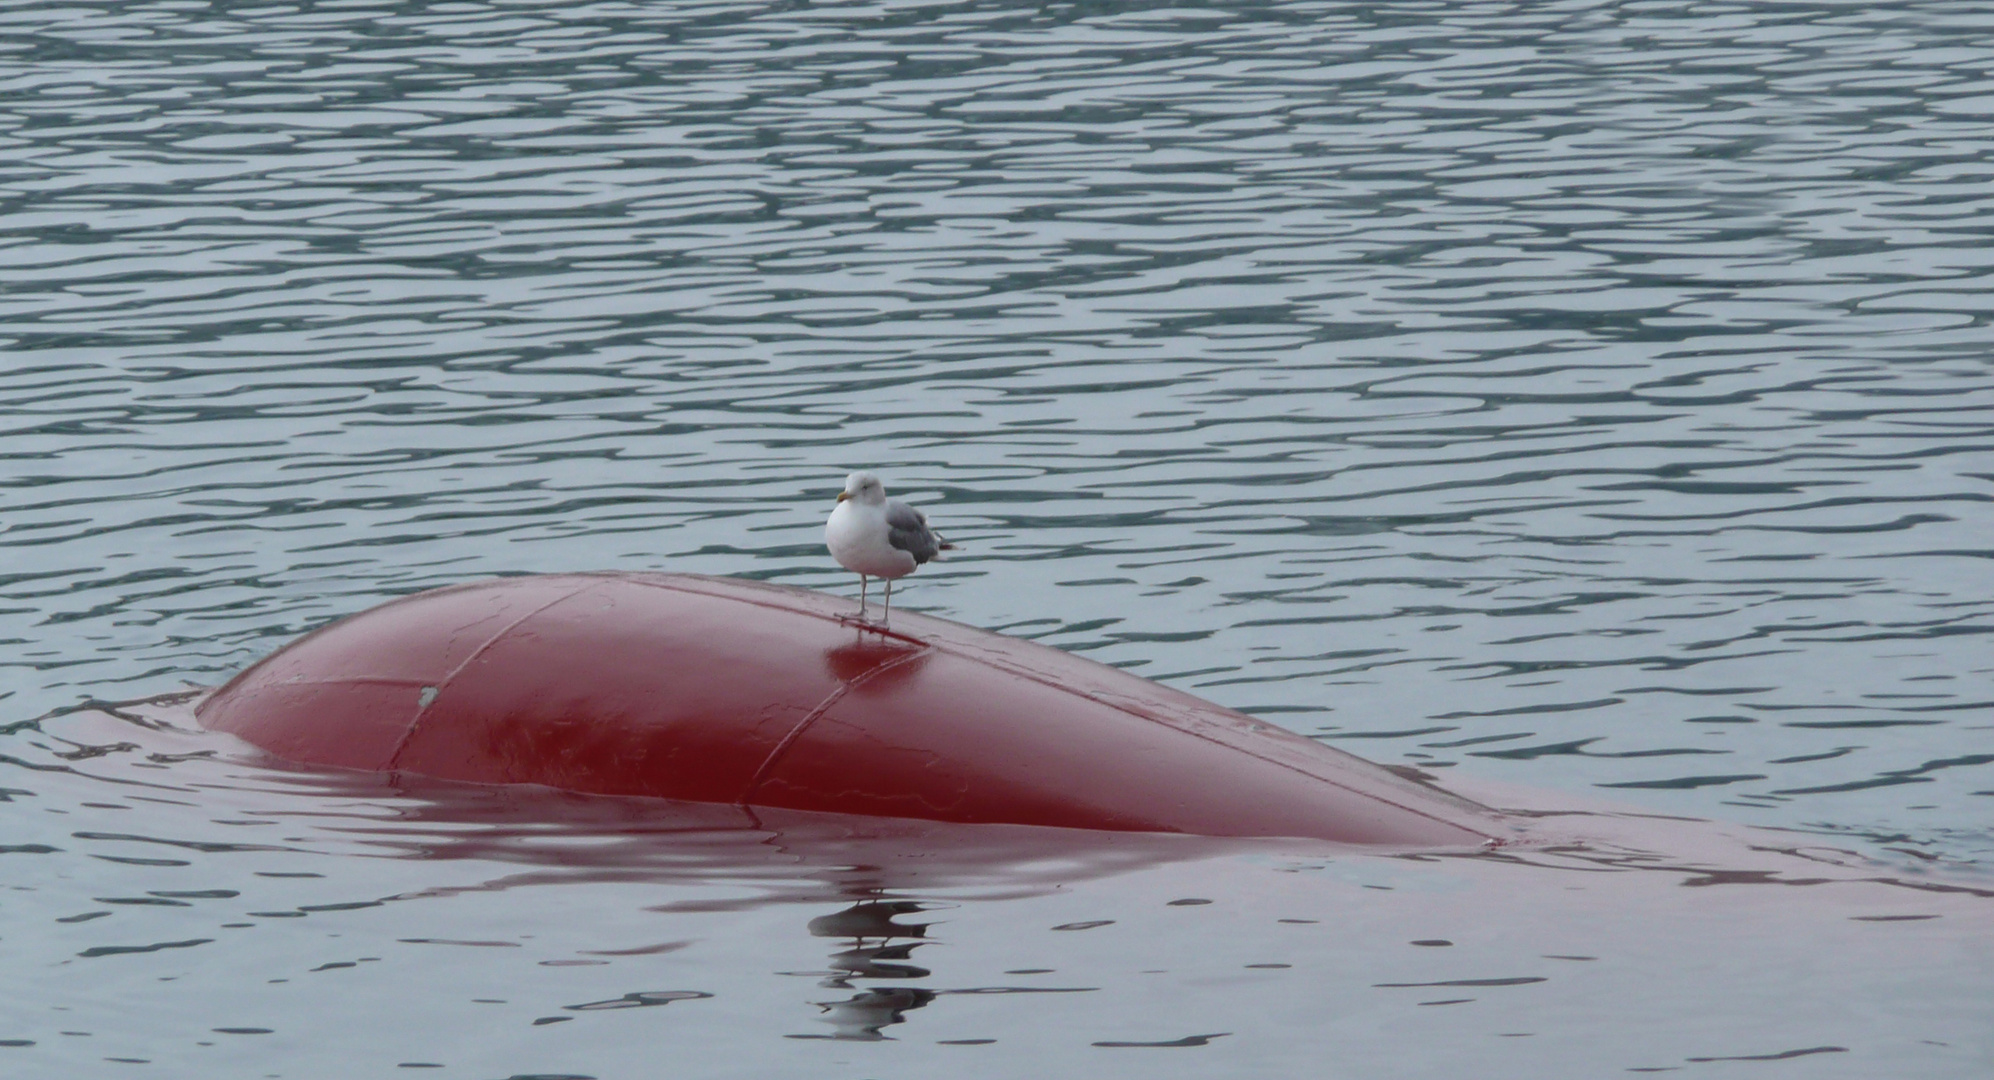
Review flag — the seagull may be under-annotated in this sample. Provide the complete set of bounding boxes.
[825,471,952,624]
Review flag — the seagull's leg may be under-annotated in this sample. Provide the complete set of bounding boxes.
[883,578,892,625]
[858,574,869,619]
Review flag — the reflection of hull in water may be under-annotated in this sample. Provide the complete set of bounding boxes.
[52,693,1296,905]
[40,696,1994,1049]
[190,572,1510,847]
[263,764,1298,908]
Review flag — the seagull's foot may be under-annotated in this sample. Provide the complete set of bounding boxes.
[837,611,886,629]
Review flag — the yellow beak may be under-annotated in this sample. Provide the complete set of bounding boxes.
[836,491,849,502]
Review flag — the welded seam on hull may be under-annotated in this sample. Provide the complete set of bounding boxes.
[195,577,530,723]
[232,676,433,689]
[738,645,936,808]
[383,580,606,772]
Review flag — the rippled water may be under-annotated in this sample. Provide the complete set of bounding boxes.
[4,0,1992,1075]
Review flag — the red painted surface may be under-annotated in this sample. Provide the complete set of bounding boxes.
[196,573,1507,846]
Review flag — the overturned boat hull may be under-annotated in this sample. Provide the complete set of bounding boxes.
[196,573,1506,847]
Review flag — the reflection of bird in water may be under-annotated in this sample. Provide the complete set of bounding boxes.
[808,900,933,987]
[792,901,937,1040]
[825,471,952,624]
[799,987,939,1041]
[806,899,931,941]
[790,900,1091,1042]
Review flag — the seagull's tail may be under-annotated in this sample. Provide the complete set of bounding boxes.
[935,540,956,560]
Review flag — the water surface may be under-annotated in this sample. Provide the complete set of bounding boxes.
[3,0,1992,1075]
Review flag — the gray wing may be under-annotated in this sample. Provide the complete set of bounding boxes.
[883,498,945,564]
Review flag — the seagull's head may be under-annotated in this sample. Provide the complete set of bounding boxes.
[838,471,887,505]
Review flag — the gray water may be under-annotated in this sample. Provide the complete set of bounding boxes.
[3,0,1992,1075]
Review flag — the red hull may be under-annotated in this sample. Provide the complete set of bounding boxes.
[196,573,1505,846]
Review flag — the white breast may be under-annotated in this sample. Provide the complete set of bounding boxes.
[826,500,919,578]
